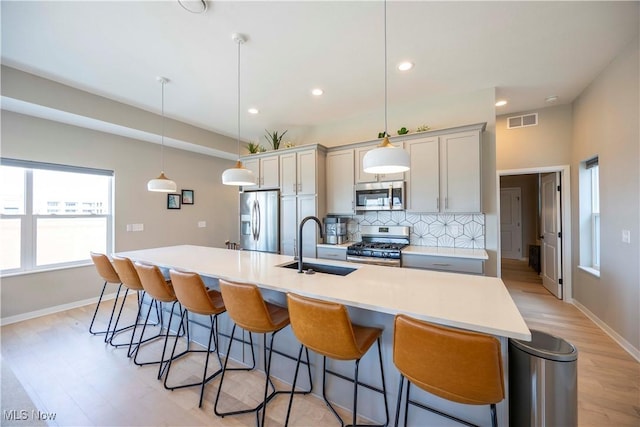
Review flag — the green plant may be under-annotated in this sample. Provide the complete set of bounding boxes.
[264,129,288,150]
[246,141,262,154]
[377,131,389,138]
[416,124,431,132]
[397,127,409,135]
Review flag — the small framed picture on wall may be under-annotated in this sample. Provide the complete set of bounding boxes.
[167,193,181,209]
[181,189,194,205]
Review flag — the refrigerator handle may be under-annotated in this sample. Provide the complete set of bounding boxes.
[256,201,261,241]
[251,200,258,240]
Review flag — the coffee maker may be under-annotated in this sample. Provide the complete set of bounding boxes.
[323,217,348,245]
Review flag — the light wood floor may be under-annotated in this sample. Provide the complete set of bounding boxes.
[1,262,639,426]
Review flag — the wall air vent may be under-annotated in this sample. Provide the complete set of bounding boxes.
[507,113,538,129]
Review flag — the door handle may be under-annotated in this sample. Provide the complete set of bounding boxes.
[251,201,258,240]
[539,235,545,239]
[256,201,261,241]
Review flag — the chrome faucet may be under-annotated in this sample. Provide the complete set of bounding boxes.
[297,216,324,273]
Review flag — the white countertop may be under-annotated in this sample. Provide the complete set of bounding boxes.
[318,243,488,260]
[116,245,529,340]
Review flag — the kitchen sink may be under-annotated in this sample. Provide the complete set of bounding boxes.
[279,261,356,276]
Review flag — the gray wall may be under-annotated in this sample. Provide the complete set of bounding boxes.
[0,110,240,319]
[571,37,639,351]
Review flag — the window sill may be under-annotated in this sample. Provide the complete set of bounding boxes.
[578,265,600,278]
[0,262,93,279]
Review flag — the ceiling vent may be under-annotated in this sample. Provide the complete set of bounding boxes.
[507,113,538,129]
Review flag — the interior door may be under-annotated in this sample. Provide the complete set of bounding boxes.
[541,172,562,299]
[500,188,522,260]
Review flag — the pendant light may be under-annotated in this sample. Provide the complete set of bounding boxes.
[362,0,410,175]
[222,33,256,186]
[147,77,177,192]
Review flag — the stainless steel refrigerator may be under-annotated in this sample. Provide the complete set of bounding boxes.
[240,190,280,253]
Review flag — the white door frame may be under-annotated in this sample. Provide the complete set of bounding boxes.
[496,165,572,302]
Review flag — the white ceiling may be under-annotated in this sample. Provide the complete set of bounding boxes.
[2,1,638,144]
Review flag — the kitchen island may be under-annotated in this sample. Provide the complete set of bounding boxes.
[116,245,529,426]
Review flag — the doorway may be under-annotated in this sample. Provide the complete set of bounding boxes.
[497,166,572,302]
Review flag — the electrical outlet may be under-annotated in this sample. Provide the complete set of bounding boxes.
[622,229,631,244]
[198,221,206,228]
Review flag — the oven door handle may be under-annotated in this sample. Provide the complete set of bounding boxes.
[347,255,401,267]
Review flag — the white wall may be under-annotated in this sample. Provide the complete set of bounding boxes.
[570,37,639,351]
[0,110,240,319]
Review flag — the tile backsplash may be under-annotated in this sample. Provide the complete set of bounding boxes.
[346,211,485,249]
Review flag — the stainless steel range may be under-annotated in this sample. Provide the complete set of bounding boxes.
[346,225,410,267]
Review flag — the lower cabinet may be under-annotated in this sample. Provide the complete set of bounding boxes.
[402,254,484,275]
[317,246,347,261]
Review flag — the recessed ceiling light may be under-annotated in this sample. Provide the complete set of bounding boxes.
[545,95,559,103]
[248,108,259,114]
[311,88,323,96]
[398,62,414,71]
[495,100,508,107]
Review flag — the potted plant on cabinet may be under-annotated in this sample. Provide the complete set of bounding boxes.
[264,129,288,150]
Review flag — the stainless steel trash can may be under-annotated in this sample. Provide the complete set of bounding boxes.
[509,329,578,426]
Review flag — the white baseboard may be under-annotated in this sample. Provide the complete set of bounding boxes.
[1,292,118,326]
[572,299,640,362]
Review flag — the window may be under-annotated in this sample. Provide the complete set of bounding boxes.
[0,159,113,275]
[579,156,599,275]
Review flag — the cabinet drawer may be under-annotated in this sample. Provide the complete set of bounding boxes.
[402,254,484,275]
[317,246,347,261]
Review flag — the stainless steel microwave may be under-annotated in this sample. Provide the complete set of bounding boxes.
[354,181,405,211]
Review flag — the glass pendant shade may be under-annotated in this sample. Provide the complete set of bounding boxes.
[222,160,256,186]
[147,172,177,192]
[362,136,410,174]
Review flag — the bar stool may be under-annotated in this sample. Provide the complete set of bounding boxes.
[166,269,226,407]
[110,255,162,354]
[285,292,389,427]
[214,280,312,426]
[88,252,123,336]
[392,314,505,427]
[133,262,188,379]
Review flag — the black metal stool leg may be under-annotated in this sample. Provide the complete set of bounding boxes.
[89,281,109,335]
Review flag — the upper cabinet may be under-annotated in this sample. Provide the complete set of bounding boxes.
[322,123,484,214]
[280,148,319,196]
[355,144,405,183]
[405,126,482,213]
[243,156,279,190]
[326,149,355,215]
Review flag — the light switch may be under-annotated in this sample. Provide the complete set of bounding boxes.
[622,229,631,244]
[198,221,207,228]
[132,223,144,232]
[126,224,133,232]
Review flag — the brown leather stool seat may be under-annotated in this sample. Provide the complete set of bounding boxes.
[166,269,226,408]
[214,280,312,426]
[110,255,163,354]
[393,314,505,427]
[285,292,389,427]
[89,252,123,337]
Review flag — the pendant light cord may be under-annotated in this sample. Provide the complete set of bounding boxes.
[237,37,241,160]
[384,0,388,137]
[160,79,165,171]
